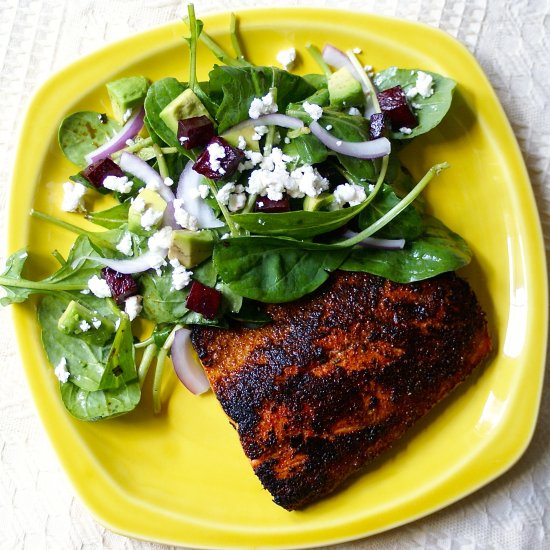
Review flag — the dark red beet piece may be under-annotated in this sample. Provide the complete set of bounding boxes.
[81,158,125,189]
[254,196,290,213]
[185,281,221,320]
[192,136,244,180]
[101,267,138,305]
[177,116,215,150]
[376,86,418,131]
[369,112,387,140]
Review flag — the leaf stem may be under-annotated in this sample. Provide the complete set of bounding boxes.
[0,276,86,292]
[230,13,245,62]
[31,210,90,237]
[305,44,332,78]
[138,343,157,385]
[153,143,170,180]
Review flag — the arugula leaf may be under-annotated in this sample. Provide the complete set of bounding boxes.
[283,133,328,166]
[373,68,456,139]
[213,236,350,302]
[209,65,316,132]
[60,379,140,421]
[340,215,471,282]
[58,111,121,167]
[0,249,34,305]
[139,270,189,324]
[86,202,130,229]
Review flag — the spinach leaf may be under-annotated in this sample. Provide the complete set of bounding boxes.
[358,184,423,239]
[60,379,140,421]
[374,68,456,139]
[86,202,130,229]
[144,78,187,148]
[139,270,189,323]
[283,133,328,166]
[230,203,366,238]
[209,65,316,132]
[192,258,218,287]
[340,215,471,282]
[0,249,33,305]
[58,111,121,167]
[213,236,349,302]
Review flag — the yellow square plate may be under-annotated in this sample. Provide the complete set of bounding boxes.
[7,7,547,549]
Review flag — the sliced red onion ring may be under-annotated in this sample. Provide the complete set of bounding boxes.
[342,230,405,250]
[78,250,167,274]
[225,113,304,134]
[119,152,175,203]
[322,44,364,87]
[171,328,210,395]
[176,160,224,229]
[309,121,390,159]
[85,108,145,165]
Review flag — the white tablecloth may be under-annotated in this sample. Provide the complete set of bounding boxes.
[1,1,548,548]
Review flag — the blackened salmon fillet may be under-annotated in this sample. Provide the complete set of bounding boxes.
[191,271,491,510]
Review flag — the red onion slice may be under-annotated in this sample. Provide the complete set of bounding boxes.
[171,328,210,395]
[342,230,405,250]
[78,250,167,274]
[322,44,365,89]
[309,121,390,159]
[119,152,175,203]
[176,160,224,229]
[85,108,145,165]
[225,114,304,134]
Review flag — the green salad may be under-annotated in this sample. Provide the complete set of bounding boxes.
[0,5,470,421]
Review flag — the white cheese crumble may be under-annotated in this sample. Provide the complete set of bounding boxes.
[79,320,91,332]
[173,198,199,231]
[164,177,174,187]
[91,318,102,329]
[61,181,87,212]
[131,196,146,213]
[216,183,246,212]
[237,135,247,150]
[251,125,269,141]
[103,175,133,194]
[122,108,133,123]
[348,107,362,116]
[248,91,278,119]
[303,101,323,121]
[406,71,434,98]
[352,47,362,54]
[197,184,210,199]
[124,295,143,321]
[54,357,70,383]
[276,47,296,70]
[399,127,413,134]
[333,183,367,206]
[325,124,333,131]
[146,227,172,272]
[87,275,112,298]
[170,259,193,291]
[207,141,227,175]
[140,207,163,231]
[116,232,133,256]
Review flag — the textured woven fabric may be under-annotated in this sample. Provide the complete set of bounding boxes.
[0,1,548,548]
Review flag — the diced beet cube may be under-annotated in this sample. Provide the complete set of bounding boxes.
[254,196,290,213]
[192,137,244,180]
[81,158,125,189]
[376,86,418,131]
[101,267,138,305]
[369,112,387,140]
[177,116,215,150]
[185,281,221,320]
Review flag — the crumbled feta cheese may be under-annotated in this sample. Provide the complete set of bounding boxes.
[116,232,133,256]
[336,140,343,146]
[325,124,333,131]
[248,91,278,119]
[284,137,291,144]
[399,127,413,134]
[131,196,146,213]
[125,138,135,147]
[164,177,174,187]
[115,318,121,330]
[54,357,70,383]
[228,192,246,212]
[251,125,269,141]
[170,260,193,291]
[333,183,367,206]
[303,101,323,121]
[80,289,90,295]
[91,318,102,329]
[173,198,199,231]
[179,136,189,144]
[237,135,247,150]
[207,141,227,175]
[352,47,362,54]
[122,108,133,123]
[148,227,172,255]
[140,207,163,231]
[103,175,132,194]
[276,47,296,70]
[348,107,362,116]
[220,233,230,240]
[412,102,423,109]
[216,182,235,206]
[124,295,142,321]
[79,320,91,332]
[88,275,112,298]
[288,165,329,198]
[406,70,434,98]
[145,178,160,191]
[61,181,87,212]
[197,184,210,199]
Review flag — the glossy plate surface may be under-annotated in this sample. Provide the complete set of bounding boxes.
[8,8,547,549]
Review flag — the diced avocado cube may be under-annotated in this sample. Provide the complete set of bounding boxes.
[220,126,260,152]
[328,67,364,109]
[159,89,213,135]
[106,76,150,123]
[303,192,335,212]
[128,189,167,234]
[58,301,116,345]
[168,229,216,268]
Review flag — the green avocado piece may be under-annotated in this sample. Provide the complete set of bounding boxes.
[328,67,364,109]
[220,126,260,152]
[168,229,216,268]
[58,301,116,345]
[106,76,150,123]
[128,189,167,234]
[159,89,213,135]
[303,192,336,212]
